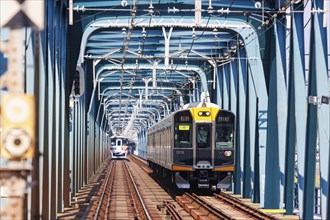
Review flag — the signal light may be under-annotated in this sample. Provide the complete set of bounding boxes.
[73,71,80,95]
[0,94,35,159]
[72,66,84,98]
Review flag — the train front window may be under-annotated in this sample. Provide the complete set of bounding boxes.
[196,124,211,148]
[174,124,192,148]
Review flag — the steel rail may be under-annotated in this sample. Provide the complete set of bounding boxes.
[163,201,183,220]
[214,192,278,220]
[187,193,232,219]
[104,162,117,219]
[129,155,153,173]
[124,160,152,220]
[93,161,114,220]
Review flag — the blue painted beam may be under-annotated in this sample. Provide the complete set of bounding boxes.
[216,65,223,107]
[242,68,252,199]
[88,31,231,40]
[86,42,160,47]
[222,64,230,109]
[303,0,329,219]
[239,37,268,204]
[158,37,233,44]
[303,60,318,220]
[247,66,257,202]
[158,45,225,51]
[233,48,247,195]
[264,18,287,209]
[244,37,268,208]
[78,17,269,206]
[88,37,159,42]
[253,98,260,203]
[229,57,237,114]
[73,0,273,10]
[302,1,329,219]
[284,1,306,215]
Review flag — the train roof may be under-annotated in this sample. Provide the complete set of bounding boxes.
[182,101,220,109]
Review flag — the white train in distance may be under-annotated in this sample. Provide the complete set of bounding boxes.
[110,136,129,159]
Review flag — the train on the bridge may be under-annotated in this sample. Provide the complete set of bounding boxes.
[147,101,235,190]
[110,136,129,159]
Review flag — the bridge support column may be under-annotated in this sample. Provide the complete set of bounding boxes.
[222,64,230,109]
[264,18,287,209]
[285,1,306,215]
[233,49,247,195]
[303,0,329,219]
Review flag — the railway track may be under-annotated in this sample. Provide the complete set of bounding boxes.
[176,192,279,220]
[83,160,151,219]
[213,192,279,220]
[82,155,281,220]
[129,154,153,174]
[82,156,189,219]
[130,155,195,220]
[161,200,184,220]
[128,155,283,220]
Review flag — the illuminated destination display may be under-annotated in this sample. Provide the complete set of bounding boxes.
[178,125,190,130]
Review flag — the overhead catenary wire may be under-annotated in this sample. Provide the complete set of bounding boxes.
[78,1,326,136]
[118,0,139,135]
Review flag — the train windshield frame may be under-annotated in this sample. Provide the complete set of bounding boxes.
[174,110,193,148]
[215,111,235,149]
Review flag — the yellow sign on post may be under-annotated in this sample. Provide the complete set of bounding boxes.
[0,93,35,159]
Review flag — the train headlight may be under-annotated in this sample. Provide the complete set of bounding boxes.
[3,129,31,158]
[198,111,211,116]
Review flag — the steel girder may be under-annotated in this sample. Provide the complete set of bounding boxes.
[96,64,210,98]
[234,48,247,195]
[264,18,288,209]
[303,0,329,219]
[285,1,306,216]
[75,7,270,209]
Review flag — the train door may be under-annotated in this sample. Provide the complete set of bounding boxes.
[196,123,212,164]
